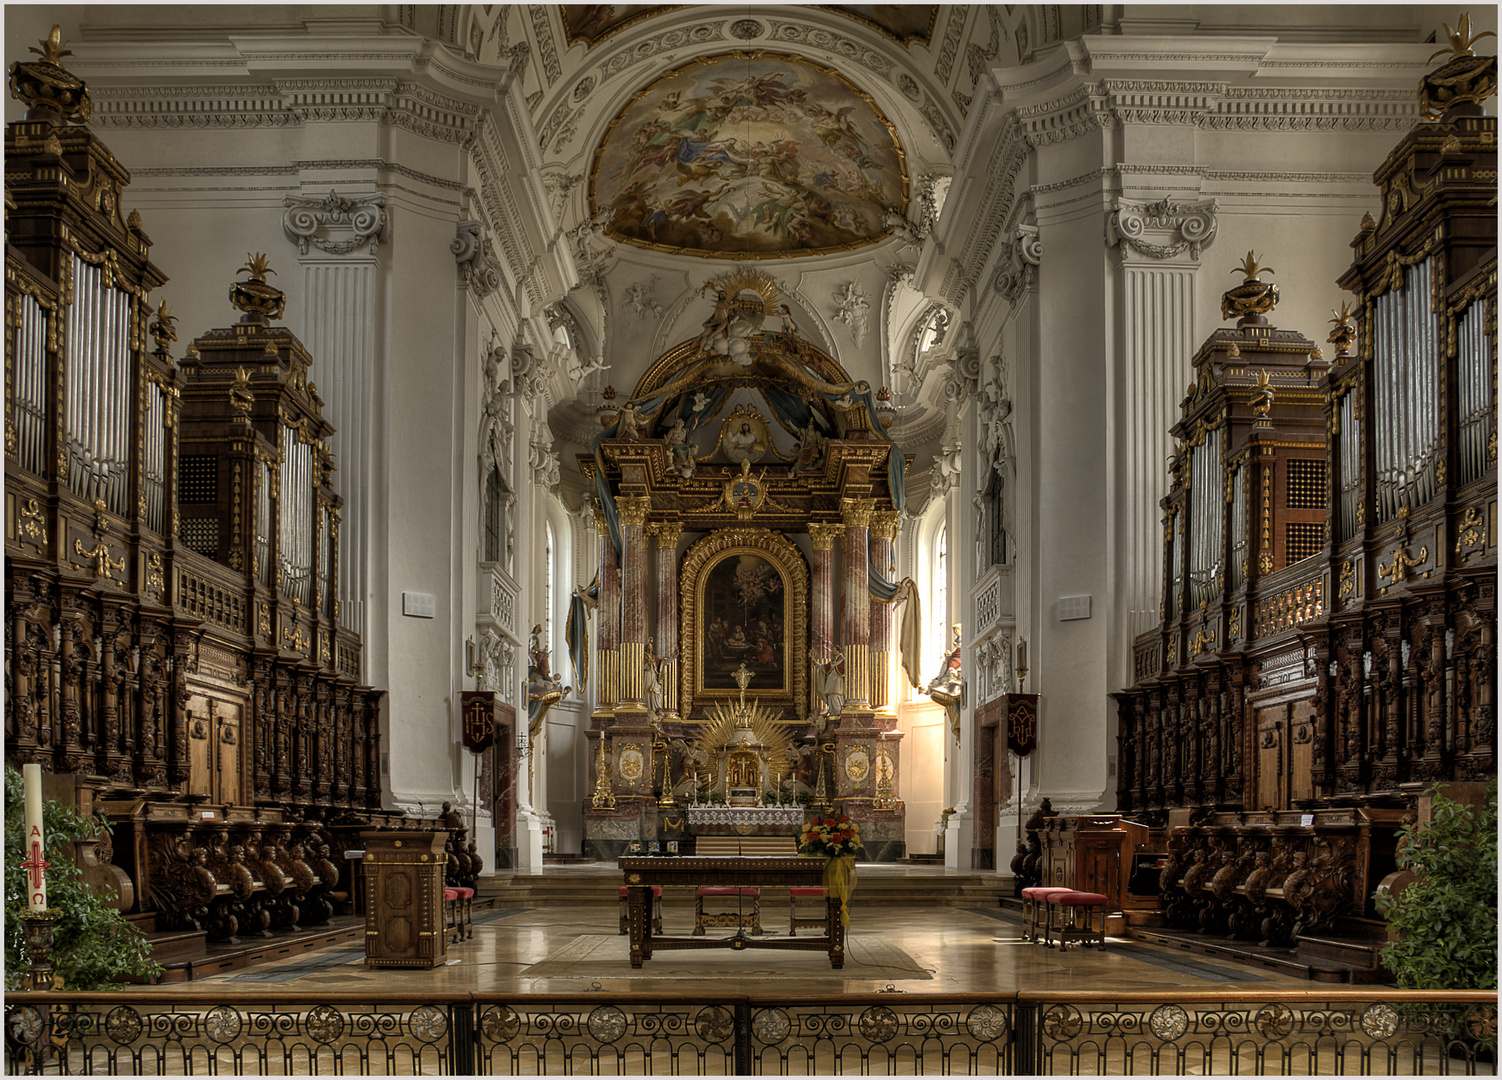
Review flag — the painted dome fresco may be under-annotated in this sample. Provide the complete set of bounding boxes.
[590,51,908,259]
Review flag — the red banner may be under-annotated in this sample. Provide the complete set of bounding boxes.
[1006,693,1038,757]
[461,691,496,753]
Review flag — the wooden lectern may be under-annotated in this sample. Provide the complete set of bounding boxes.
[360,830,448,968]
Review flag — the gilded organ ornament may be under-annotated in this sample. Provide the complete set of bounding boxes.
[1420,13,1498,120]
[1222,253,1279,324]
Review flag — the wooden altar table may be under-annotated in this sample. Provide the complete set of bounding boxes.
[619,856,844,969]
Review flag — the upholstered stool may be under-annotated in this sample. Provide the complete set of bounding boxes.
[788,886,828,935]
[1045,890,1109,951]
[693,886,762,936]
[443,888,461,943]
[618,885,664,935]
[453,886,475,941]
[1020,886,1072,944]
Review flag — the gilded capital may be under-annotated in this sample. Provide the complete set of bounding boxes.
[590,499,608,532]
[869,510,901,541]
[616,495,652,528]
[807,522,844,550]
[841,497,876,530]
[647,520,684,548]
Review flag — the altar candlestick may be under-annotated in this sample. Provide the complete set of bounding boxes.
[22,764,50,912]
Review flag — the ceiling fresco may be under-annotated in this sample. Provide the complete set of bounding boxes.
[590,51,907,259]
[817,5,938,45]
[559,5,677,47]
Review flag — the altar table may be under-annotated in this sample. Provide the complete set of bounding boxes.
[619,856,844,968]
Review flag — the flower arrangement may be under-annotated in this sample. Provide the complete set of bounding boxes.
[799,813,866,859]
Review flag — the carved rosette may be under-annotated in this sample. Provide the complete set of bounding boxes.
[1108,197,1219,264]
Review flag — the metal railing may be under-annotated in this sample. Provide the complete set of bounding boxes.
[4,989,1493,1075]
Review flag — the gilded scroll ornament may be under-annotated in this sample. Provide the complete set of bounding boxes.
[74,536,125,580]
[1377,545,1428,586]
[1454,506,1488,562]
[18,498,47,548]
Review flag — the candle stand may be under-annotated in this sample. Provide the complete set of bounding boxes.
[20,909,62,990]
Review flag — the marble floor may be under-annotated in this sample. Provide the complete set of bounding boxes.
[133,863,1312,996]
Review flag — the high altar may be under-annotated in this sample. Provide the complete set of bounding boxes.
[576,269,910,859]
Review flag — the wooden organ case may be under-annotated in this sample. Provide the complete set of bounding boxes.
[1112,46,1496,960]
[5,37,388,947]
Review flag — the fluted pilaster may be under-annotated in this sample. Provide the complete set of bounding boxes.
[616,495,652,711]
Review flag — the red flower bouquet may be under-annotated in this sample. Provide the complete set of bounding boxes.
[798,813,866,859]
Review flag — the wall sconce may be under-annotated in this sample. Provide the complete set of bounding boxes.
[1015,637,1028,692]
[466,637,486,680]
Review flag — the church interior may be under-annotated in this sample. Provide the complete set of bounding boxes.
[3,0,1497,1032]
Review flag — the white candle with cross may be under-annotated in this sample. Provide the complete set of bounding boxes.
[22,763,50,912]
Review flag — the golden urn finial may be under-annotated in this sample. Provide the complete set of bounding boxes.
[1231,251,1274,283]
[1419,12,1498,120]
[9,24,91,124]
[1221,252,1280,325]
[237,253,276,283]
[1429,13,1497,63]
[29,26,73,66]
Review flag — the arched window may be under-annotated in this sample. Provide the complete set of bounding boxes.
[934,523,948,668]
[545,522,556,664]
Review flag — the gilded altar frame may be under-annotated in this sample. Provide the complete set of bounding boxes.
[680,528,808,721]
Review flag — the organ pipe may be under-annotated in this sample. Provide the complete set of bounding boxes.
[64,254,133,515]
[14,293,47,475]
[1456,301,1492,488]
[1337,392,1360,542]
[1188,427,1223,608]
[1373,258,1440,521]
[1229,463,1246,590]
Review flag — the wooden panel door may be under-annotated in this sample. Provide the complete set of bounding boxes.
[1254,707,1284,810]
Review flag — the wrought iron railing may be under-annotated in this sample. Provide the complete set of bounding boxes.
[3,989,1493,1075]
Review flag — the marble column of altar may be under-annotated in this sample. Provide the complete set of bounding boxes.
[648,520,683,719]
[807,522,841,666]
[592,500,620,722]
[615,495,652,717]
[839,498,875,720]
[869,510,899,719]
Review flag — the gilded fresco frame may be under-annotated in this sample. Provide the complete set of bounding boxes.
[681,528,808,721]
[588,49,909,260]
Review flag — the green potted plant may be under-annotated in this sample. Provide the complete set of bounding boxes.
[1374,781,1496,1059]
[4,766,162,989]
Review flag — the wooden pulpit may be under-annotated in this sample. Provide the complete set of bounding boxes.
[360,830,448,969]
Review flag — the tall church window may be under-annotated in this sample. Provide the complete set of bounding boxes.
[545,523,556,664]
[934,524,948,665]
[483,470,502,563]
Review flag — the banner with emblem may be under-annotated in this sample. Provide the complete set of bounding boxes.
[1006,693,1038,757]
[461,690,496,754]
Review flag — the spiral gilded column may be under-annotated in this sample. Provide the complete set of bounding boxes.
[869,510,899,715]
[592,500,619,720]
[615,495,652,713]
[648,520,684,718]
[840,497,875,716]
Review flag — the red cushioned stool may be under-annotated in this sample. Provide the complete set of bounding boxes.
[444,888,461,943]
[1045,890,1109,951]
[693,886,762,935]
[618,885,664,935]
[788,886,828,935]
[453,886,475,941]
[1020,886,1072,944]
